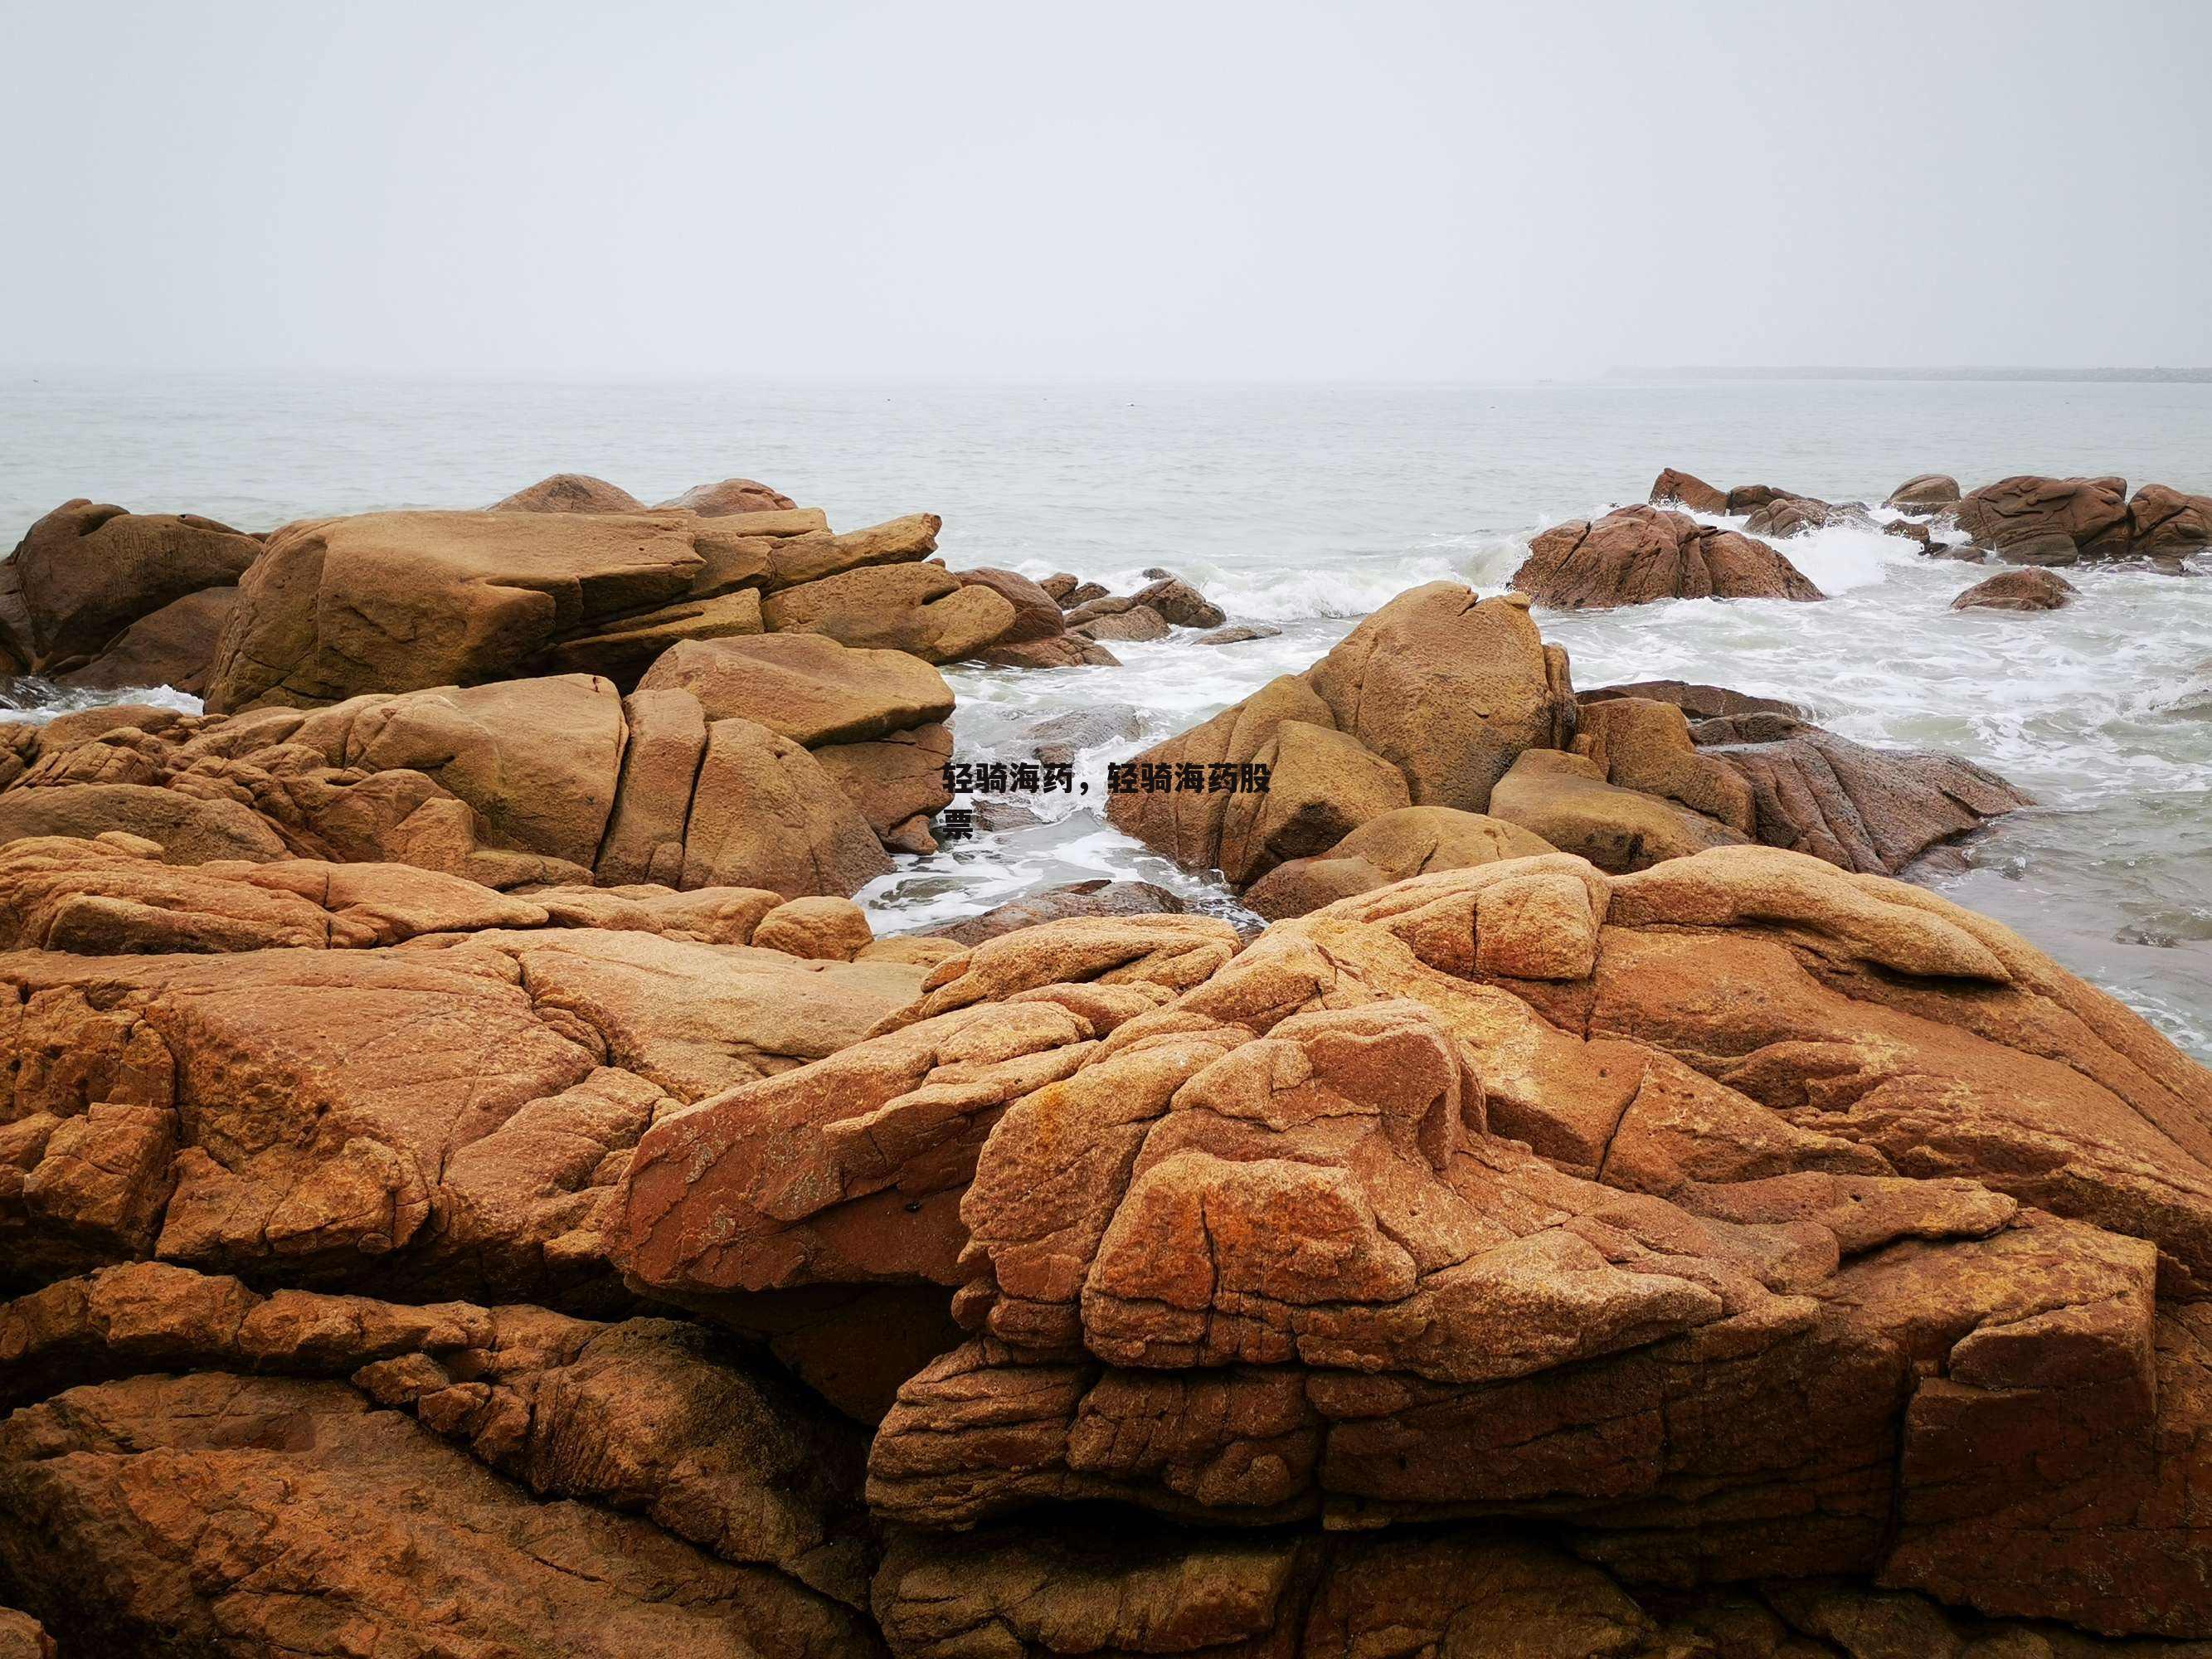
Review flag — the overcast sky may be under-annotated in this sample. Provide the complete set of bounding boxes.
[5,0,2207,379]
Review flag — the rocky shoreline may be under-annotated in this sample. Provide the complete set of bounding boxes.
[2,469,2210,1657]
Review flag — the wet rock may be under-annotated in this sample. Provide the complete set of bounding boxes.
[1649,467,1730,513]
[654,476,799,516]
[488,473,648,513]
[1060,581,1110,608]
[1019,706,1148,767]
[1887,472,1962,511]
[1726,483,1798,513]
[1242,805,1553,919]
[925,879,1192,946]
[1195,623,1281,645]
[2129,483,2212,558]
[1580,679,1806,722]
[1514,505,1826,609]
[1129,577,1227,629]
[974,635,1122,669]
[1955,475,2133,562]
[1038,572,1081,601]
[1742,494,1846,538]
[1074,605,1170,642]
[1954,567,2079,612]
[1883,517,1937,550]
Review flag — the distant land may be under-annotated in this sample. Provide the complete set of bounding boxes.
[1610,366,2212,383]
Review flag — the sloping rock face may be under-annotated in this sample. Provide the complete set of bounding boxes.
[617,850,2212,1642]
[0,1264,880,1659]
[0,653,933,891]
[1514,506,1826,609]
[1243,805,1556,919]
[1106,586,1574,885]
[202,505,976,713]
[1649,467,1730,513]
[51,584,239,696]
[2,500,259,682]
[655,476,799,515]
[1887,473,1962,511]
[489,473,649,513]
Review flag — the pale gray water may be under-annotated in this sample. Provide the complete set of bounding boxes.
[4,371,2209,1054]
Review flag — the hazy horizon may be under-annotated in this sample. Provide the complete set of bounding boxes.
[6,0,2210,381]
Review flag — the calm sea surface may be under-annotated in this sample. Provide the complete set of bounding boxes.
[5,371,2209,1054]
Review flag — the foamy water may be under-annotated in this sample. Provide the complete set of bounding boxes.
[5,371,2209,1054]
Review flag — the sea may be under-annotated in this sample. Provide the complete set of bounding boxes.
[4,370,2209,1057]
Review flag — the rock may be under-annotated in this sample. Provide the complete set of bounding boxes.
[0,920,926,1297]
[0,784,288,865]
[1194,623,1281,645]
[678,718,892,898]
[1887,472,1962,510]
[0,1268,879,1659]
[974,635,1122,669]
[1953,567,2080,612]
[5,500,260,675]
[1569,695,1757,832]
[1696,712,2031,873]
[751,897,874,961]
[952,568,1067,644]
[1038,572,1080,601]
[761,563,1018,662]
[1579,679,1805,721]
[1514,505,1826,608]
[1883,517,1937,550]
[1242,805,1554,919]
[1954,475,2133,562]
[1489,747,1748,871]
[1019,707,1148,767]
[654,477,798,516]
[813,723,954,849]
[598,688,713,885]
[1725,483,1796,513]
[1072,605,1169,642]
[203,508,781,709]
[0,1610,52,1659]
[487,473,648,513]
[638,633,953,745]
[1129,577,1227,629]
[1648,468,1730,513]
[2129,483,2212,557]
[1108,586,1573,888]
[1741,494,1841,538]
[1060,581,1110,608]
[770,514,941,590]
[51,585,239,695]
[925,880,1192,947]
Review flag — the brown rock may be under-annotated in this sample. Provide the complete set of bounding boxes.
[1242,805,1554,919]
[53,585,239,695]
[2129,482,2212,557]
[6,500,260,674]
[1489,747,1748,872]
[751,896,875,961]
[487,473,648,513]
[597,688,711,886]
[813,723,954,847]
[1649,468,1730,513]
[0,1609,53,1659]
[637,633,954,747]
[1954,474,2133,561]
[761,562,1018,662]
[1580,679,1804,721]
[1884,517,1937,550]
[926,879,1193,947]
[975,635,1122,669]
[1038,573,1081,601]
[1953,567,2080,612]
[1060,581,1110,608]
[1195,624,1281,645]
[1725,483,1797,513]
[1569,695,1757,832]
[953,568,1067,644]
[1075,605,1170,642]
[0,784,287,865]
[1514,505,1826,609]
[1130,577,1227,629]
[769,513,941,590]
[1741,494,1855,538]
[678,718,892,898]
[654,476,798,515]
[1887,472,1962,511]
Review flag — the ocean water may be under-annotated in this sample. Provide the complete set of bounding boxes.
[4,370,2209,1056]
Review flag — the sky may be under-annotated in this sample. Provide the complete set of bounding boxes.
[3,0,2208,379]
